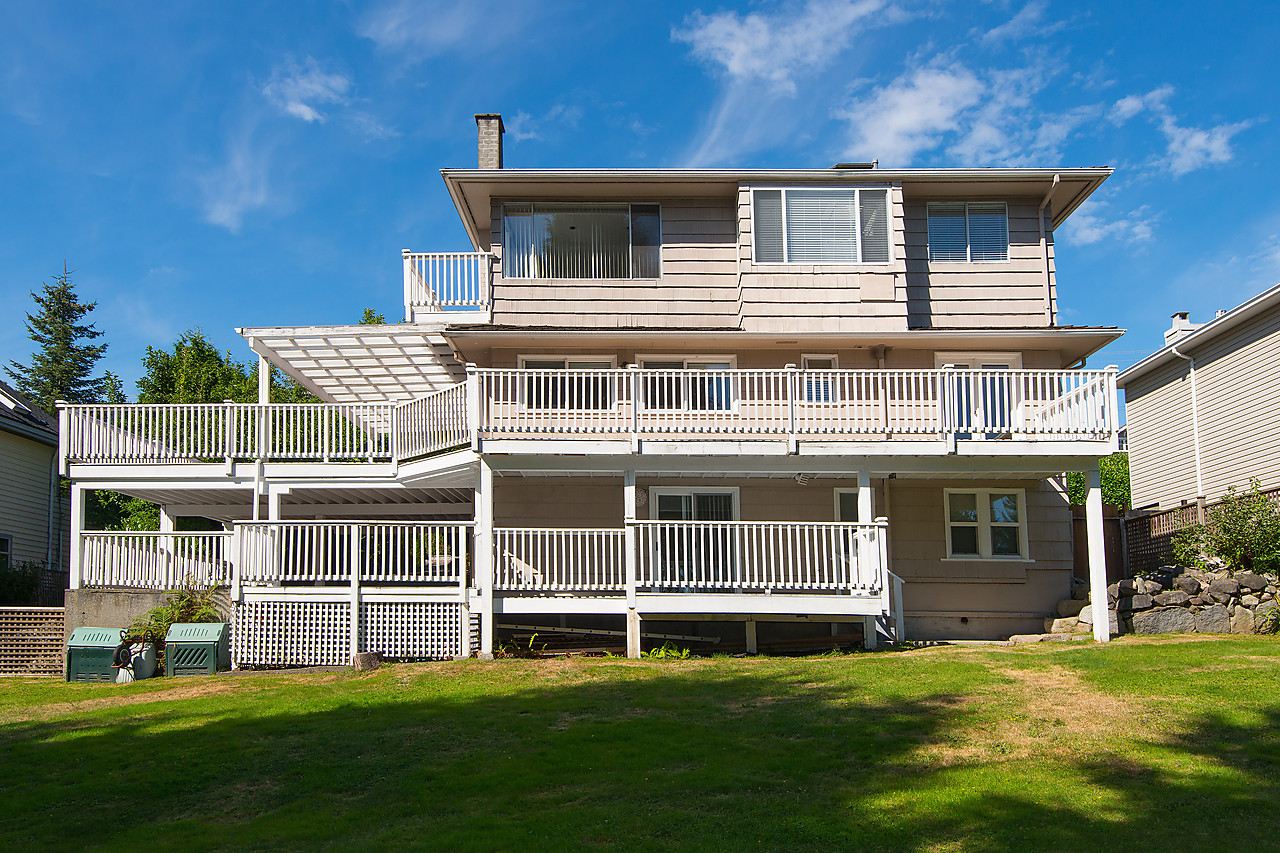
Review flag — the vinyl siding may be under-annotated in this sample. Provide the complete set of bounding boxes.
[0,431,60,567]
[485,346,1061,370]
[903,198,1054,329]
[488,199,741,328]
[1125,306,1280,508]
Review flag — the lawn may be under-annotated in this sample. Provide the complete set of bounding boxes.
[1,637,1277,852]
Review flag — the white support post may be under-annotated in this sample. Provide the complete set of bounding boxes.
[1106,365,1120,450]
[223,399,236,475]
[56,402,69,476]
[457,523,471,659]
[257,355,271,461]
[476,457,495,658]
[1085,463,1111,643]
[628,365,640,453]
[857,470,872,587]
[785,364,799,454]
[624,470,639,658]
[402,249,415,323]
[258,354,271,405]
[466,364,481,451]
[159,505,176,588]
[68,483,84,590]
[745,619,758,655]
[349,527,361,663]
[863,616,878,650]
[940,364,956,452]
[229,522,242,603]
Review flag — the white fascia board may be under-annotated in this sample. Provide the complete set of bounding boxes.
[1118,281,1280,387]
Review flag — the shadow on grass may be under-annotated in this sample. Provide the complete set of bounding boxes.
[1,666,1278,852]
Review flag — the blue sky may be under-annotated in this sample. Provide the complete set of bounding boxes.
[1,1,1274,399]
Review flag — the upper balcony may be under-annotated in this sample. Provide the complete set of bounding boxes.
[59,366,1119,474]
[403,251,492,323]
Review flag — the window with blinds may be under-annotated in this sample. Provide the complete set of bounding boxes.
[502,203,661,279]
[927,202,1009,262]
[751,187,890,264]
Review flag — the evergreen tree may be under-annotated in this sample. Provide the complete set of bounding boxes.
[5,265,111,411]
[359,308,387,325]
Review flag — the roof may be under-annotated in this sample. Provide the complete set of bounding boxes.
[0,379,58,446]
[1118,282,1280,387]
[441,166,1112,251]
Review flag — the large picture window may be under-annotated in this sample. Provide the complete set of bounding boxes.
[502,203,661,279]
[945,489,1028,559]
[752,187,890,264]
[927,202,1009,262]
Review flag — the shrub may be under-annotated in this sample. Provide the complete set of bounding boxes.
[0,560,42,605]
[1173,479,1280,573]
[128,585,221,644]
[1066,453,1131,508]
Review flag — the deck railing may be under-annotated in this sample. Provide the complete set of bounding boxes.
[236,521,472,586]
[403,251,492,316]
[474,367,1118,442]
[60,367,1117,466]
[632,520,886,594]
[80,531,233,588]
[494,528,627,591]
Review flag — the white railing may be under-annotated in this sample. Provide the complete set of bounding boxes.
[396,383,470,459]
[80,531,233,588]
[474,367,1118,442]
[403,251,492,314]
[236,522,472,586]
[632,520,886,594]
[494,528,627,591]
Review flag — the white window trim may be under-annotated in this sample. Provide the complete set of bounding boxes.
[803,354,840,405]
[926,201,1010,264]
[943,488,1031,561]
[500,202,663,281]
[647,487,741,521]
[516,355,620,413]
[636,355,740,414]
[750,186,894,267]
[933,352,1023,369]
[832,487,863,522]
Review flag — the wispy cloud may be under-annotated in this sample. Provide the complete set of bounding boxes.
[261,58,351,123]
[1059,200,1156,246]
[840,64,985,164]
[1109,85,1251,176]
[358,0,527,58]
[977,0,1065,45]
[505,104,583,143]
[197,121,273,232]
[673,0,887,95]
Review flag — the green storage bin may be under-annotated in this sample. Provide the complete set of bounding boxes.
[66,627,123,683]
[164,623,231,677]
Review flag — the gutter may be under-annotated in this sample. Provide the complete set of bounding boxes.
[1169,342,1204,498]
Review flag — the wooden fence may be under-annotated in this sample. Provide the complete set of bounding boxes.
[0,607,64,676]
[1123,486,1280,575]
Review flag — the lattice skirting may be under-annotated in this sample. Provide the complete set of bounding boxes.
[233,599,468,666]
[0,607,65,676]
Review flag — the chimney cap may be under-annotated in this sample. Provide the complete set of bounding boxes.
[1171,311,1190,320]
[475,113,505,132]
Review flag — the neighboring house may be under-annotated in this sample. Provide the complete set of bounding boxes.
[59,114,1122,662]
[1119,283,1280,509]
[0,379,66,583]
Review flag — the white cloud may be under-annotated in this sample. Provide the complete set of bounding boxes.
[673,0,888,95]
[1059,201,1156,246]
[198,124,272,232]
[1159,114,1250,176]
[262,58,351,123]
[840,64,984,164]
[505,104,583,143]
[358,0,525,57]
[978,0,1065,45]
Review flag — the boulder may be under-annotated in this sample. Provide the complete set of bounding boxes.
[1194,604,1230,634]
[1078,605,1120,634]
[1116,579,1141,596]
[1057,598,1088,618]
[1174,575,1202,596]
[1144,578,1166,595]
[1071,580,1090,601]
[1241,594,1261,608]
[1153,590,1191,607]
[1045,616,1083,634]
[1231,605,1256,635]
[1118,594,1153,612]
[1132,606,1197,635]
[1257,601,1279,632]
[1236,572,1267,592]
[1208,577,1240,598]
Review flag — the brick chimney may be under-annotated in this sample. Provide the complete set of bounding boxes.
[475,113,504,169]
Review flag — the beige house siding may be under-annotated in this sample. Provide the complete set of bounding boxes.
[0,431,60,568]
[487,198,741,328]
[902,198,1054,329]
[1125,307,1280,508]
[483,345,1062,371]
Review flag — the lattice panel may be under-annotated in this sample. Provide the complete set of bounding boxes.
[361,602,463,660]
[0,607,65,676]
[233,601,350,666]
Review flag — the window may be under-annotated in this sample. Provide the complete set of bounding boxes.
[945,489,1028,559]
[802,355,838,403]
[502,203,661,279]
[927,202,1009,262]
[519,357,616,410]
[649,488,739,587]
[752,188,890,264]
[0,535,10,571]
[640,358,734,412]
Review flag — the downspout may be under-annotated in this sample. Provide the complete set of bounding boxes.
[1038,174,1060,325]
[1170,343,1204,498]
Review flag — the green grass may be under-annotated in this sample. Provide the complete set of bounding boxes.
[2,637,1278,851]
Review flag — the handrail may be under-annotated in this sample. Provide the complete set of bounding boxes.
[403,251,492,317]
